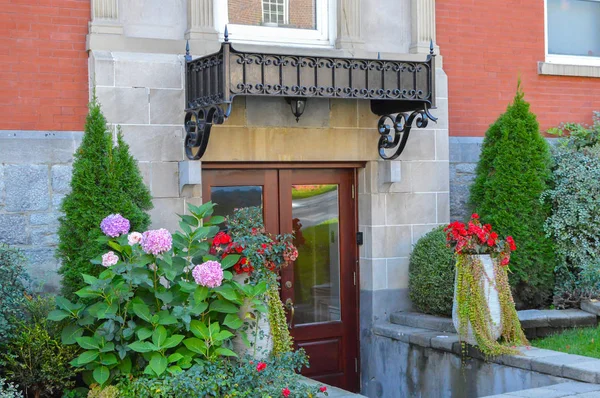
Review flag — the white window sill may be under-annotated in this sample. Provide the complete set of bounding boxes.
[538,62,600,78]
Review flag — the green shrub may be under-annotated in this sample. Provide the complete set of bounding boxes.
[542,112,600,308]
[409,226,455,316]
[1,296,79,398]
[0,245,30,348]
[0,378,23,398]
[117,350,326,398]
[57,97,152,300]
[49,203,267,386]
[469,85,555,308]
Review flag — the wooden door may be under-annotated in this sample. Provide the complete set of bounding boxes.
[202,165,360,392]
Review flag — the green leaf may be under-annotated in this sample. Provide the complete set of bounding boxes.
[149,353,168,376]
[178,280,198,293]
[167,365,183,375]
[99,342,115,353]
[179,214,199,227]
[136,327,153,341]
[162,334,185,350]
[209,299,239,314]
[223,313,243,330]
[132,301,152,323]
[93,366,110,385]
[189,320,209,339]
[189,301,208,316]
[167,353,184,363]
[75,336,100,350]
[118,356,132,374]
[207,215,226,225]
[183,337,206,354]
[209,321,220,337]
[82,274,99,285]
[107,241,123,253]
[194,286,209,303]
[156,290,174,305]
[128,341,155,353]
[221,254,241,270]
[86,302,108,318]
[100,353,118,366]
[152,326,168,348]
[56,296,77,312]
[61,324,84,345]
[214,330,234,341]
[48,309,70,321]
[214,347,238,357]
[72,350,99,366]
[214,284,239,301]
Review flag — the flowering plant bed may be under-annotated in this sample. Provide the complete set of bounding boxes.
[445,214,528,357]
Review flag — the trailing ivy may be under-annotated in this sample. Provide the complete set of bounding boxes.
[265,275,293,356]
[455,255,528,357]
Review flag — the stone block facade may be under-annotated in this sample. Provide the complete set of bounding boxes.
[0,131,81,292]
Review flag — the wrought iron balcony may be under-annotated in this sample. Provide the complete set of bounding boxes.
[184,31,437,160]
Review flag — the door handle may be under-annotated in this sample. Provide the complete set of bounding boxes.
[285,298,295,329]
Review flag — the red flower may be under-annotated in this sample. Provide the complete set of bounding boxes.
[282,388,291,397]
[319,386,327,393]
[501,256,510,266]
[256,362,267,372]
[471,213,479,219]
[506,236,516,251]
[261,243,268,249]
[483,224,492,232]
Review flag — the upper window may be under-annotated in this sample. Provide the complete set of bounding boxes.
[216,0,333,47]
[546,0,600,65]
[262,0,288,26]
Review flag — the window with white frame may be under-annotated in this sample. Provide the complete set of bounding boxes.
[546,0,600,65]
[218,0,334,47]
[262,0,288,26]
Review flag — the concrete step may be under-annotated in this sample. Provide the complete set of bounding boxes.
[390,309,597,336]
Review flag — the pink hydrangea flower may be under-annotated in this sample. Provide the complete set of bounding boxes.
[141,229,172,255]
[101,251,119,267]
[128,232,143,246]
[100,214,130,237]
[192,260,224,288]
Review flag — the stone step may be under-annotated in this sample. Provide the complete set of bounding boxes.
[390,309,597,335]
[581,300,600,316]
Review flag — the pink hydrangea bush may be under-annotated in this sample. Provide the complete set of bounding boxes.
[50,203,270,385]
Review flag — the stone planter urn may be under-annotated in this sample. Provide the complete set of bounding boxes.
[452,254,502,345]
[231,273,273,359]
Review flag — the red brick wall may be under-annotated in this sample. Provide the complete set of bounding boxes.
[0,0,89,131]
[437,1,600,137]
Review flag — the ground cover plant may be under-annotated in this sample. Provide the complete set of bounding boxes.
[532,325,600,359]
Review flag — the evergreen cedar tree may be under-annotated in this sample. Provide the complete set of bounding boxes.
[57,97,153,300]
[469,85,555,309]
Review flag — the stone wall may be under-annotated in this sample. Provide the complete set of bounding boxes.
[0,131,81,292]
[449,136,483,221]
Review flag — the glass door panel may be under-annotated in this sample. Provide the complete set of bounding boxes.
[292,184,341,324]
[210,186,264,228]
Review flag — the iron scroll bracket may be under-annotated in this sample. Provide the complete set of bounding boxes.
[377,105,438,160]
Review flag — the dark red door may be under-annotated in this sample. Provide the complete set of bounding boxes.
[202,165,360,392]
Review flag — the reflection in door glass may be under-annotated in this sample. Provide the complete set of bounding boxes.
[210,186,264,227]
[292,184,341,324]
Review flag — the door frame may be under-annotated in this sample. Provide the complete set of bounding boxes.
[202,162,363,392]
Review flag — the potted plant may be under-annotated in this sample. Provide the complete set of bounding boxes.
[210,206,298,359]
[444,214,528,356]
